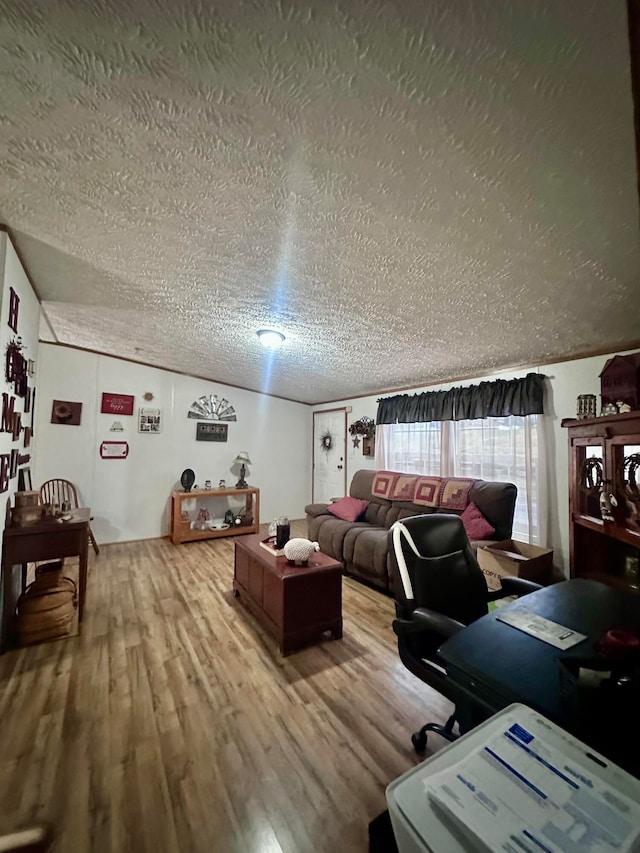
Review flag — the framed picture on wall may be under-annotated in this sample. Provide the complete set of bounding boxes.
[18,467,32,491]
[101,393,134,416]
[51,400,82,426]
[138,407,161,433]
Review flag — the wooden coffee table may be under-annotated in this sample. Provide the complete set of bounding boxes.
[233,534,343,655]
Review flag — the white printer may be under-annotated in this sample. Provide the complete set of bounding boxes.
[386,704,640,853]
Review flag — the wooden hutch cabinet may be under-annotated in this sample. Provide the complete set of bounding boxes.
[562,411,640,592]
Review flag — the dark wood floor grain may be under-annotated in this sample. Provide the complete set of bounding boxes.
[0,523,453,852]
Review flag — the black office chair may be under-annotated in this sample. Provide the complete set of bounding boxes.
[389,514,541,752]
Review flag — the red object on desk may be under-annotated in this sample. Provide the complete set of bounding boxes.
[597,628,640,658]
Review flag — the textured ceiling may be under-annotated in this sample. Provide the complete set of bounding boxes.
[1,0,639,404]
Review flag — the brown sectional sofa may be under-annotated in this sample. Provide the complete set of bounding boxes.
[305,469,517,594]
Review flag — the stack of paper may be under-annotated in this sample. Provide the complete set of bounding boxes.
[423,711,640,853]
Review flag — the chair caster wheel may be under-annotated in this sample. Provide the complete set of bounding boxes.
[411,732,427,752]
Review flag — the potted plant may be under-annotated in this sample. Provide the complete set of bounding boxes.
[348,416,376,439]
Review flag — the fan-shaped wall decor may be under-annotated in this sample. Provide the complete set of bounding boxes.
[187,395,237,421]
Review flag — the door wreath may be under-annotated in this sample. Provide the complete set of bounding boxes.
[320,431,333,453]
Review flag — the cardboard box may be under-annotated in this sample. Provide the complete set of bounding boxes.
[477,539,553,591]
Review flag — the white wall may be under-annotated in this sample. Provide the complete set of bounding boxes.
[313,351,634,574]
[34,344,311,543]
[0,233,41,494]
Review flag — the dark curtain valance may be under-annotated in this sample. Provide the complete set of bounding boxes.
[376,372,546,424]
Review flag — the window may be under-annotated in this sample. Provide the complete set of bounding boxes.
[377,415,544,544]
[385,421,442,475]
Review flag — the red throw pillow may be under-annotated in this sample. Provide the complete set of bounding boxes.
[460,502,495,540]
[327,496,369,522]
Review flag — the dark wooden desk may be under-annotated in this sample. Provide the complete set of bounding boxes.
[439,579,640,776]
[1,508,91,652]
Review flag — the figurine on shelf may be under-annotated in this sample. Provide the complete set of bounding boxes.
[599,487,616,522]
[218,479,226,489]
[576,394,596,420]
[204,479,212,489]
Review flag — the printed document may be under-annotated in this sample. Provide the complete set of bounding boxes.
[424,711,640,853]
[496,608,587,649]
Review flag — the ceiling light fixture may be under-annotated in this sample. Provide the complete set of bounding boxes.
[257,329,285,348]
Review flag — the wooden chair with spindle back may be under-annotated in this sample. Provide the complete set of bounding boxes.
[39,479,100,555]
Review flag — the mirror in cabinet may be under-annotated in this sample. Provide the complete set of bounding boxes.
[575,441,605,522]
[613,441,640,536]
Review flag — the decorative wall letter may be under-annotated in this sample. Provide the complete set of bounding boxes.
[1,394,15,433]
[5,339,27,395]
[10,449,18,479]
[8,287,19,333]
[0,454,10,492]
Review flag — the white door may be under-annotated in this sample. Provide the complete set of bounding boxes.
[313,409,347,503]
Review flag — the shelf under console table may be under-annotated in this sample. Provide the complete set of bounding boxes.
[170,486,260,545]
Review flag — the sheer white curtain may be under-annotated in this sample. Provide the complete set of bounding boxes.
[375,422,443,474]
[448,415,544,544]
[376,415,546,545]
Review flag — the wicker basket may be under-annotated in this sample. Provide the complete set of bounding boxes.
[17,561,77,646]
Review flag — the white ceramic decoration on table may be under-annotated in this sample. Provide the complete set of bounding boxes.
[283,538,320,566]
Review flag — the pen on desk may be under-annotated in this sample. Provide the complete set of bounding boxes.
[559,631,574,640]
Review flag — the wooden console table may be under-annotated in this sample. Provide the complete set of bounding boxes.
[1,508,91,652]
[170,486,260,544]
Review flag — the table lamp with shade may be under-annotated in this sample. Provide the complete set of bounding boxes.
[233,452,252,488]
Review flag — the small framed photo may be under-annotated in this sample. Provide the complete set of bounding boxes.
[138,407,161,433]
[51,399,82,426]
[18,467,32,491]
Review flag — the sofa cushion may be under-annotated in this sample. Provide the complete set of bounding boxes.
[364,501,390,527]
[460,501,495,540]
[343,526,390,588]
[469,480,517,540]
[314,517,370,562]
[414,476,444,507]
[328,496,369,522]
[440,477,475,510]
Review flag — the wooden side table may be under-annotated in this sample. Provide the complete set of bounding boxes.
[1,508,91,652]
[233,534,343,655]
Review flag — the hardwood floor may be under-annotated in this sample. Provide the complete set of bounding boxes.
[0,523,453,852]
